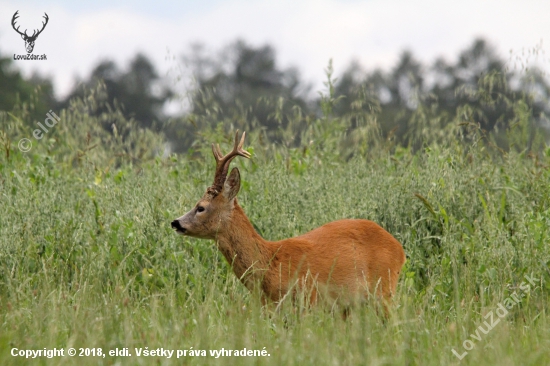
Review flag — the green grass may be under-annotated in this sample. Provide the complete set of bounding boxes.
[1,74,550,365]
[1,127,550,365]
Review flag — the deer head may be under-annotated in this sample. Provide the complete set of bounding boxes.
[171,131,251,239]
[12,11,49,54]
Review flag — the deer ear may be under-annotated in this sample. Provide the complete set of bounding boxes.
[223,167,241,201]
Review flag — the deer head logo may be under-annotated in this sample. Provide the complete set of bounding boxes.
[11,11,49,54]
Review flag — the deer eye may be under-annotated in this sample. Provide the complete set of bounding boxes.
[197,206,205,213]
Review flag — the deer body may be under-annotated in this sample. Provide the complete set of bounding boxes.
[172,132,406,307]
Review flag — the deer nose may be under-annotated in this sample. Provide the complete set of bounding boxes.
[171,220,186,233]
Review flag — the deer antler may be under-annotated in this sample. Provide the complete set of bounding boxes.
[11,11,49,39]
[209,131,251,195]
[32,13,49,38]
[11,11,25,37]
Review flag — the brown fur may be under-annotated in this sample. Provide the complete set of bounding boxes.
[215,201,405,305]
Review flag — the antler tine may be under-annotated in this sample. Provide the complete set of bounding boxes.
[211,143,223,162]
[237,131,252,158]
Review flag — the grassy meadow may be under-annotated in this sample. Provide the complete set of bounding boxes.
[1,79,550,365]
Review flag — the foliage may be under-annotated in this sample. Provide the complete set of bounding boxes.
[333,39,550,148]
[165,40,311,153]
[0,52,56,124]
[59,53,172,131]
[0,83,164,168]
[1,38,549,156]
[1,58,550,364]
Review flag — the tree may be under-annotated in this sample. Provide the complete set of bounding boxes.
[334,51,426,140]
[61,53,172,130]
[0,51,56,122]
[333,38,550,147]
[185,40,309,139]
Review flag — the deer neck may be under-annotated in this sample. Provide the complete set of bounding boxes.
[214,199,271,288]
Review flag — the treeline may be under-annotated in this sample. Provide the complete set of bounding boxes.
[1,38,549,153]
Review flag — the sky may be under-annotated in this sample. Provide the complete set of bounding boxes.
[1,0,549,104]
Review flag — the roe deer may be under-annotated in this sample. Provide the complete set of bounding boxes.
[171,131,406,310]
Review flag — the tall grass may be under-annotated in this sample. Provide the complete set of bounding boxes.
[0,71,549,365]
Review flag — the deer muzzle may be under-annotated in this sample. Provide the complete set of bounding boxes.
[171,219,187,234]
